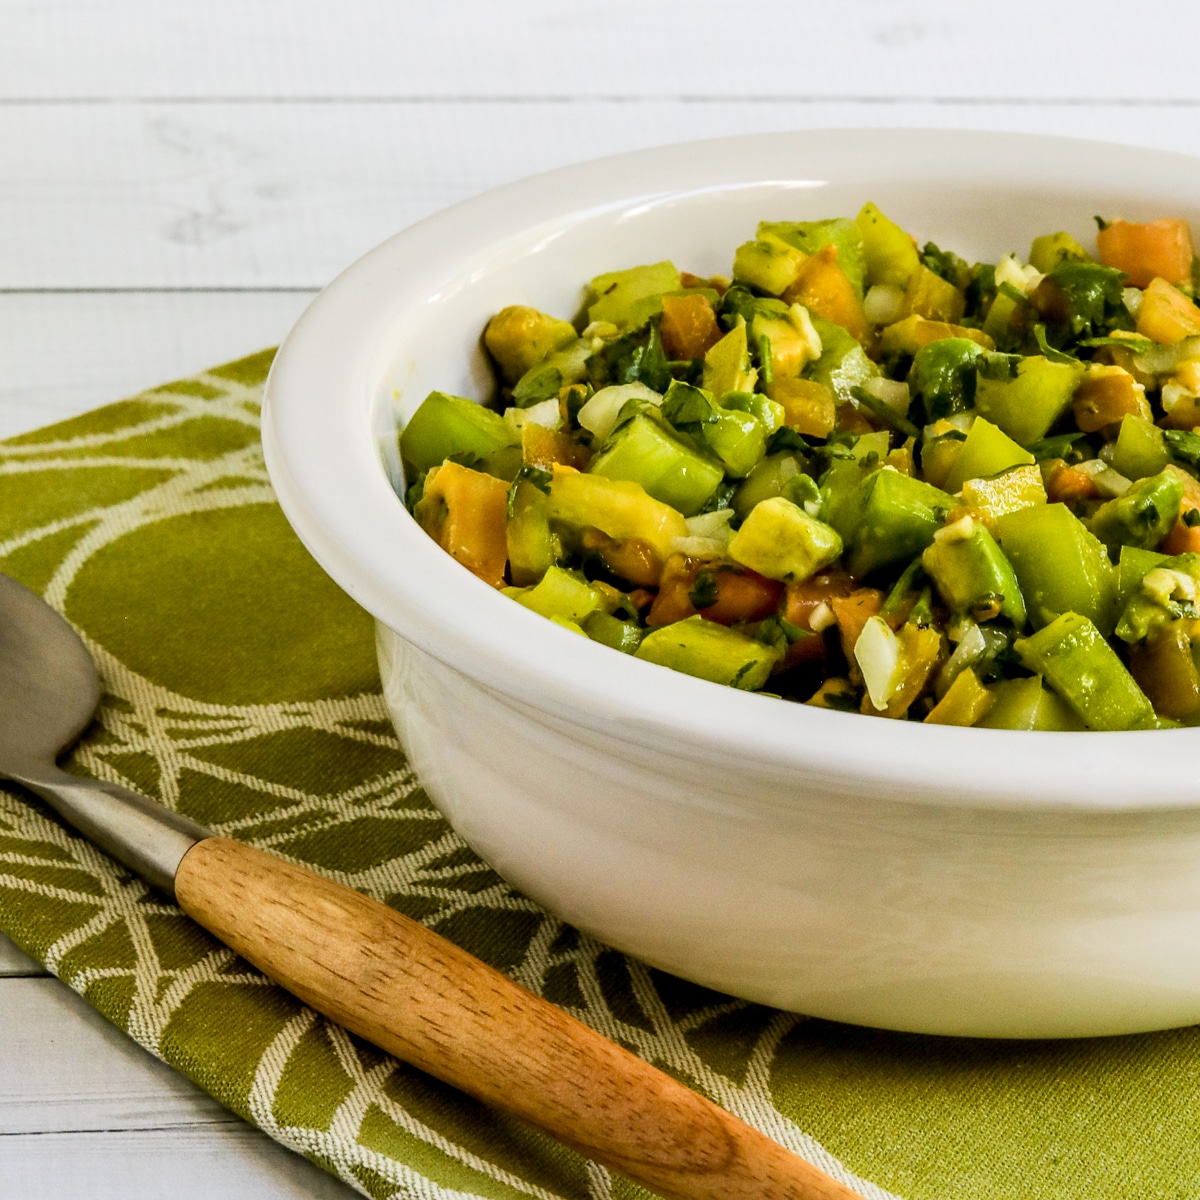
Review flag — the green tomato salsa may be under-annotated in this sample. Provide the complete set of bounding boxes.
[401,204,1200,730]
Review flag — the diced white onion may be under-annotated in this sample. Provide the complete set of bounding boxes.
[860,375,912,416]
[863,284,906,327]
[669,536,726,559]
[522,397,562,429]
[1122,287,1143,317]
[854,616,904,711]
[685,509,735,539]
[576,382,662,442]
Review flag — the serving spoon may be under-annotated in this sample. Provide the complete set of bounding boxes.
[0,571,858,1200]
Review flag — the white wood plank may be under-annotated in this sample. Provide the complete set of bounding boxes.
[0,979,357,1197]
[0,0,1183,100]
[0,935,42,977]
[0,1127,358,1199]
[3,100,1200,291]
[0,978,241,1134]
[0,292,313,438]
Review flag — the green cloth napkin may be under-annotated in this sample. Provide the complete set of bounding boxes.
[2,352,1200,1200]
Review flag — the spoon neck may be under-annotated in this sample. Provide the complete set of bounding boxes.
[17,768,211,900]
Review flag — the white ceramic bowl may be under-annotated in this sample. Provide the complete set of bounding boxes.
[262,129,1200,1039]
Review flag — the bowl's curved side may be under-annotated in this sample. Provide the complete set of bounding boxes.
[377,622,1200,1038]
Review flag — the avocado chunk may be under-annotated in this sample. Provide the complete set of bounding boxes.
[759,218,867,297]
[1015,612,1157,730]
[546,472,687,562]
[837,467,955,578]
[1088,469,1184,553]
[922,516,1026,625]
[587,262,682,330]
[728,497,843,583]
[995,503,1116,634]
[588,413,723,517]
[484,306,578,384]
[1028,232,1090,275]
[732,231,806,295]
[636,615,780,689]
[401,390,519,475]
[908,337,985,422]
[974,353,1085,445]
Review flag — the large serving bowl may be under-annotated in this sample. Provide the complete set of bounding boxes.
[261,129,1200,1039]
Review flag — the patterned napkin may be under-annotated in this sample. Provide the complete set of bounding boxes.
[1,351,1199,1200]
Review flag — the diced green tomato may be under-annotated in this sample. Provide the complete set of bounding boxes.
[842,468,955,578]
[1015,612,1156,730]
[400,390,519,474]
[977,675,1086,731]
[635,615,780,689]
[721,391,784,436]
[982,291,1021,342]
[732,231,805,295]
[702,322,758,398]
[506,479,557,586]
[974,354,1085,446]
[588,413,723,517]
[727,496,843,583]
[588,261,682,329]
[806,316,878,403]
[582,610,643,654]
[960,464,1047,522]
[819,457,872,538]
[547,472,688,561]
[995,503,1117,634]
[850,431,891,464]
[1116,544,1171,612]
[505,566,610,624]
[1028,232,1090,274]
[924,667,995,726]
[699,405,767,478]
[733,452,806,521]
[855,202,920,289]
[941,416,1035,493]
[922,518,1026,626]
[908,338,984,421]
[478,444,524,482]
[1089,469,1184,553]
[1111,415,1170,481]
[759,218,867,297]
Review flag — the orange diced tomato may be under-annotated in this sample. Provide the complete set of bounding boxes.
[1044,461,1100,505]
[414,461,509,588]
[1098,218,1194,289]
[660,293,722,359]
[782,244,870,342]
[522,423,591,471]
[695,566,784,626]
[768,377,837,437]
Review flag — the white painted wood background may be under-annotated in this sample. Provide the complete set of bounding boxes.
[1,1,1198,1195]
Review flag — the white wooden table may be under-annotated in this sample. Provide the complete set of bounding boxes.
[2,2,1198,1195]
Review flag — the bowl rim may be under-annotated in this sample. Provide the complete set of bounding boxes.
[262,127,1200,814]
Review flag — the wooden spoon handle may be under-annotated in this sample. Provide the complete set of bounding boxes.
[174,836,858,1200]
